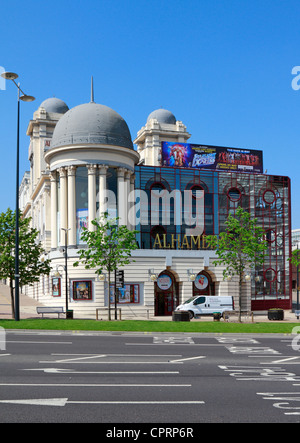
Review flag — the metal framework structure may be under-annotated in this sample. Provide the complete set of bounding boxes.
[135,166,291,311]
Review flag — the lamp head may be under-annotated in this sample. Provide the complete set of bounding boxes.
[189,274,196,282]
[1,71,18,80]
[20,94,35,102]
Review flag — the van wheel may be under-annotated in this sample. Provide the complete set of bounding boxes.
[188,311,194,320]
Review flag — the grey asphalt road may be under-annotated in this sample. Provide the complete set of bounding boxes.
[0,329,300,425]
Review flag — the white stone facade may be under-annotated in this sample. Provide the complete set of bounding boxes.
[20,100,254,318]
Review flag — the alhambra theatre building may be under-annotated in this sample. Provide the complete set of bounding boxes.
[20,96,292,317]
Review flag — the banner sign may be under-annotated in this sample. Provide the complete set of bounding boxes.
[76,209,88,245]
[157,274,173,291]
[161,142,263,173]
[52,277,61,297]
[115,270,125,289]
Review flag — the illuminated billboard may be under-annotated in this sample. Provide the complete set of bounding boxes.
[161,142,263,173]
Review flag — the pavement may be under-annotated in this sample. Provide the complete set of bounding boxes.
[0,282,299,322]
[0,283,44,319]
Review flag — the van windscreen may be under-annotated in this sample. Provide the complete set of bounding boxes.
[183,297,195,304]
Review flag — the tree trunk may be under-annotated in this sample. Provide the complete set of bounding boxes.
[238,273,242,323]
[108,270,111,321]
[10,279,15,319]
[114,269,117,320]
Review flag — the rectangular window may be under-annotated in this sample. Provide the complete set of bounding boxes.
[73,280,92,301]
[52,277,61,297]
[110,284,140,304]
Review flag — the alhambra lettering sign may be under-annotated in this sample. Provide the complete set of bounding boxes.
[153,234,214,250]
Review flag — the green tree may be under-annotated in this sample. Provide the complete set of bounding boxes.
[289,248,300,268]
[73,213,139,320]
[0,208,51,318]
[206,206,268,322]
[289,248,300,296]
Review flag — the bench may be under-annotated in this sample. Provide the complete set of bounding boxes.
[96,308,153,321]
[223,310,254,323]
[36,306,65,318]
[96,308,122,321]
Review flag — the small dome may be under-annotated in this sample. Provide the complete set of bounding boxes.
[147,108,177,125]
[51,102,133,150]
[40,97,69,114]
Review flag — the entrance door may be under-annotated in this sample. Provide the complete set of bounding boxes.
[155,271,178,316]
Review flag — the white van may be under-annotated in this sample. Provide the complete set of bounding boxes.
[176,296,234,319]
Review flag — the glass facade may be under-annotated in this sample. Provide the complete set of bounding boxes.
[135,165,291,310]
[74,166,119,243]
[76,167,89,244]
[105,168,118,219]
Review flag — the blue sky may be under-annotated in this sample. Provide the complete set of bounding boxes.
[0,0,299,228]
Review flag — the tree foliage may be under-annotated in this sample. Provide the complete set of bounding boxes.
[73,213,139,319]
[0,208,51,317]
[206,206,268,321]
[289,249,300,268]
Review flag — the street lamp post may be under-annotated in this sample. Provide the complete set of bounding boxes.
[1,72,35,321]
[61,228,71,318]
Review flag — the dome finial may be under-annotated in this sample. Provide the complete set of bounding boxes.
[91,76,94,103]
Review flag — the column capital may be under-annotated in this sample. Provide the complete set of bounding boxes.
[67,165,77,176]
[49,170,57,182]
[124,170,131,180]
[117,167,127,178]
[87,164,98,175]
[58,167,67,177]
[99,164,109,175]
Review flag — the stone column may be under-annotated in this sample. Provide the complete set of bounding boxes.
[59,168,68,242]
[117,168,126,226]
[125,170,131,229]
[129,173,136,230]
[50,170,57,250]
[67,166,77,247]
[87,164,97,231]
[99,165,108,218]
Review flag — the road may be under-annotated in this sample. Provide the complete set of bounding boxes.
[0,329,300,425]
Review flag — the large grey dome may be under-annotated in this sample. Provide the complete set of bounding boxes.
[147,108,176,125]
[51,102,133,150]
[40,97,69,114]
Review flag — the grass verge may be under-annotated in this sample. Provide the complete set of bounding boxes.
[0,318,299,334]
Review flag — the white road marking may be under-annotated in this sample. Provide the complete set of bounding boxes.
[49,353,182,361]
[249,356,300,364]
[0,383,191,387]
[22,368,180,374]
[0,398,205,407]
[6,341,72,345]
[38,353,184,364]
[170,356,206,363]
[39,361,183,364]
[126,343,223,346]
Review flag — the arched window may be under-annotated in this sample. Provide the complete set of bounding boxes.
[227,187,242,202]
[193,271,215,296]
[155,270,179,316]
[184,181,213,235]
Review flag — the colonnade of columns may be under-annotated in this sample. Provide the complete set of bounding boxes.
[50,165,135,249]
